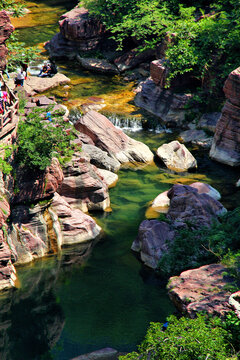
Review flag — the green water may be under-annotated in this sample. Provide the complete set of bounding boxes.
[5,1,240,360]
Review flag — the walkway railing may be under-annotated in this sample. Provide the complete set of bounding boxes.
[0,72,19,131]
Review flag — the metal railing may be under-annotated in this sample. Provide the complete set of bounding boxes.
[0,72,19,131]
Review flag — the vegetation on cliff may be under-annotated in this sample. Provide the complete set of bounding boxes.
[119,313,240,360]
[82,0,240,93]
[0,0,25,16]
[15,107,79,171]
[157,208,240,290]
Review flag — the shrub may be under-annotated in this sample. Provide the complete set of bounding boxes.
[15,107,80,171]
[158,208,240,276]
[119,314,237,360]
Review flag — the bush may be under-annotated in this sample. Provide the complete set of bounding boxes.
[119,314,237,360]
[15,107,80,171]
[82,0,240,92]
[158,208,240,277]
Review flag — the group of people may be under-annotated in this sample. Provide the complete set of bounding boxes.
[38,60,57,78]
[0,81,10,116]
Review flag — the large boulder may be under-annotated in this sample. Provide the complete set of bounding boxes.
[51,193,101,245]
[166,184,226,228]
[150,182,221,214]
[77,56,119,75]
[156,140,197,172]
[134,78,192,127]
[25,74,71,93]
[58,151,110,212]
[114,48,155,73]
[0,11,14,70]
[210,67,240,166]
[167,264,233,318]
[82,144,120,172]
[12,158,64,205]
[75,111,153,165]
[59,7,105,46]
[45,7,106,58]
[131,220,175,269]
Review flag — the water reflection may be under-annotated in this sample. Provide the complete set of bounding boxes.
[0,242,96,360]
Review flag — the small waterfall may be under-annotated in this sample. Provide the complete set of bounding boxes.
[108,115,143,132]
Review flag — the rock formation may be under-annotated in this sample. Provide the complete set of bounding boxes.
[210,67,240,166]
[75,110,154,165]
[156,140,197,172]
[131,220,175,269]
[45,7,106,59]
[167,264,233,318]
[135,78,192,127]
[58,151,110,212]
[0,11,14,71]
[12,157,64,205]
[150,182,221,214]
[132,184,226,269]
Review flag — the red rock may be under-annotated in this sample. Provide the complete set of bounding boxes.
[150,60,168,87]
[0,11,14,70]
[134,78,192,127]
[167,184,226,228]
[75,110,153,164]
[210,66,240,166]
[131,220,175,269]
[0,232,17,290]
[13,158,64,204]
[58,151,110,212]
[167,264,233,318]
[51,193,101,245]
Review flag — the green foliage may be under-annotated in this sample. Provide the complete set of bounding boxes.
[0,144,13,175]
[15,107,80,171]
[6,31,40,72]
[120,314,236,360]
[158,208,240,276]
[0,0,25,17]
[81,0,240,92]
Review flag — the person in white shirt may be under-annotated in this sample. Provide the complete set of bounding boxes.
[16,69,26,86]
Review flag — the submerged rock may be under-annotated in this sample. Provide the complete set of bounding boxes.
[71,347,118,360]
[179,129,212,149]
[210,67,240,166]
[75,110,153,165]
[156,140,197,172]
[167,264,233,318]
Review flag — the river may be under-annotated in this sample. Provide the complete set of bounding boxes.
[4,1,240,359]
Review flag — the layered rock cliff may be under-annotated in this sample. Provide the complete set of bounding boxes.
[210,67,240,166]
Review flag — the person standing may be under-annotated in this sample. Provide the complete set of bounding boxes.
[16,69,26,87]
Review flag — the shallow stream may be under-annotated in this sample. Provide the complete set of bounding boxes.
[4,2,240,359]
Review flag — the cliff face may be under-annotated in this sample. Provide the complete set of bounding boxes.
[210,67,240,166]
[0,11,14,71]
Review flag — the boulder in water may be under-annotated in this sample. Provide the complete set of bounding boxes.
[156,140,197,172]
[75,110,154,165]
